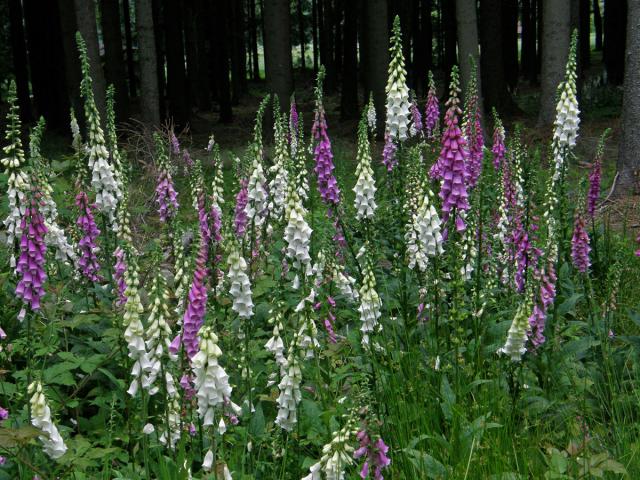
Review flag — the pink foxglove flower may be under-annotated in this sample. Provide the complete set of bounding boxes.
[113,247,127,306]
[15,192,47,314]
[571,212,591,273]
[424,71,440,139]
[492,115,506,171]
[180,239,209,359]
[528,262,556,348]
[234,178,249,238]
[75,192,102,282]
[587,132,607,218]
[354,430,391,480]
[381,132,397,172]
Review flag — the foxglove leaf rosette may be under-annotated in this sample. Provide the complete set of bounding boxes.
[28,382,67,459]
[385,16,411,142]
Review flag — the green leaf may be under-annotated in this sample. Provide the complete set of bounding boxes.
[440,375,455,422]
[0,426,41,448]
[557,293,583,317]
[44,361,79,386]
[249,402,265,437]
[403,448,448,478]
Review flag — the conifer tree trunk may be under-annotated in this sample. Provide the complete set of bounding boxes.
[249,0,261,79]
[136,0,161,125]
[579,0,590,69]
[502,0,518,90]
[521,0,538,84]
[152,0,166,119]
[321,0,337,92]
[213,0,232,122]
[58,0,82,122]
[538,0,570,126]
[363,0,388,135]
[603,0,627,85]
[312,0,319,72]
[297,0,307,70]
[455,0,482,97]
[230,0,248,104]
[73,0,107,120]
[593,0,603,50]
[164,0,189,126]
[617,0,640,195]
[184,0,199,109]
[442,0,457,76]
[340,0,358,119]
[100,0,128,119]
[195,0,211,109]
[263,0,294,111]
[9,0,32,120]
[122,0,137,98]
[334,0,343,80]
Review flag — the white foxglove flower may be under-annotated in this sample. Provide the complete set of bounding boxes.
[497,301,531,361]
[358,257,382,346]
[366,94,377,133]
[143,273,173,394]
[245,156,269,227]
[227,247,254,319]
[275,354,302,431]
[192,326,234,427]
[265,313,287,372]
[405,189,444,272]
[284,185,312,275]
[158,396,182,449]
[203,449,214,472]
[353,119,377,221]
[268,118,290,220]
[28,381,67,459]
[385,17,411,141]
[302,422,355,480]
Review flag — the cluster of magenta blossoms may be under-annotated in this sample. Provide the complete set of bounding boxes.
[464,94,484,188]
[587,133,606,218]
[424,71,439,139]
[156,171,179,222]
[75,191,102,282]
[431,67,469,232]
[234,178,249,238]
[113,247,127,306]
[381,132,397,172]
[528,262,557,348]
[15,191,48,316]
[571,212,591,273]
[354,430,391,480]
[492,116,506,171]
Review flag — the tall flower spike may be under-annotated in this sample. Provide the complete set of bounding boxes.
[269,105,291,221]
[284,180,313,278]
[424,71,440,140]
[433,66,470,232]
[275,351,302,431]
[75,191,102,282]
[1,81,29,268]
[106,85,125,188]
[227,245,254,319]
[406,185,444,272]
[381,131,398,172]
[358,246,382,347]
[571,210,591,273]
[15,190,48,316]
[312,67,341,206]
[234,178,249,238]
[245,132,269,228]
[462,60,483,189]
[144,266,173,394]
[28,382,67,459]
[354,112,378,220]
[385,16,411,142]
[410,93,423,137]
[290,95,299,156]
[587,130,608,218]
[303,420,357,480]
[366,93,377,134]
[154,133,180,222]
[498,299,532,362]
[77,33,121,223]
[492,110,506,171]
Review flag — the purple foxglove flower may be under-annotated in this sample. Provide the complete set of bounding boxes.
[75,192,102,282]
[410,100,422,134]
[170,131,180,155]
[571,212,591,273]
[312,103,341,205]
[183,149,194,170]
[234,178,249,238]
[382,132,397,172]
[113,247,127,306]
[156,170,179,222]
[528,262,556,348]
[587,156,601,218]
[180,374,196,399]
[492,121,506,171]
[290,99,299,139]
[0,407,8,420]
[464,97,484,188]
[512,213,531,292]
[424,73,440,139]
[355,430,391,480]
[181,241,209,359]
[15,193,48,313]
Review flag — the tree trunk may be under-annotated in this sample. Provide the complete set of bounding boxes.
[617,0,640,195]
[152,0,166,119]
[442,0,457,76]
[340,0,358,119]
[521,0,538,84]
[363,0,388,135]
[413,0,432,94]
[58,0,82,123]
[579,0,591,70]
[249,0,261,79]
[538,0,570,126]
[312,0,319,71]
[321,0,337,92]
[264,0,294,111]
[502,0,518,90]
[297,0,307,69]
[183,0,199,108]
[136,0,161,125]
[603,0,627,85]
[230,0,248,104]
[74,0,107,121]
[593,0,602,50]
[100,0,128,119]
[334,0,343,80]
[195,0,211,109]
[455,0,482,99]
[480,0,515,114]
[213,0,233,122]
[122,0,137,98]
[164,0,189,126]
[9,0,32,120]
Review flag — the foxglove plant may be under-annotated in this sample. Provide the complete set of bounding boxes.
[245,148,269,229]
[312,67,341,206]
[528,261,556,348]
[106,86,125,189]
[385,16,411,142]
[462,63,484,188]
[354,430,392,480]
[358,246,382,347]
[227,245,254,319]
[354,114,378,221]
[405,185,444,272]
[154,133,179,222]
[77,33,121,223]
[2,81,29,268]
[75,192,102,282]
[587,130,608,218]
[28,381,67,459]
[234,178,249,238]
[381,131,398,172]
[492,112,506,171]
[366,93,377,134]
[497,299,533,361]
[571,211,591,273]
[275,351,302,431]
[424,71,440,140]
[268,112,290,222]
[16,191,48,316]
[290,96,299,157]
[284,181,313,278]
[302,420,356,480]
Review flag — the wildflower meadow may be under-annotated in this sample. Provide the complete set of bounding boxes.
[1,19,640,480]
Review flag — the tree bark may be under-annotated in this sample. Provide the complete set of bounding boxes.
[230,0,248,104]
[164,0,189,126]
[122,0,137,98]
[136,0,161,125]
[340,0,358,119]
[321,0,337,92]
[312,0,319,71]
[363,0,388,135]
[58,0,82,124]
[603,0,627,85]
[538,0,570,126]
[521,0,538,84]
[579,0,591,70]
[502,0,518,90]
[617,0,640,195]
[183,0,199,108]
[100,0,128,119]
[593,0,602,50]
[213,0,233,122]
[249,0,261,79]
[152,0,166,119]
[74,0,107,121]
[9,0,32,121]
[442,0,457,77]
[455,0,482,99]
[264,0,294,111]
[413,0,432,94]
[297,0,307,69]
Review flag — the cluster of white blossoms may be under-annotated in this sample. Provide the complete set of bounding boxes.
[284,183,313,277]
[28,381,68,459]
[245,155,269,228]
[211,145,225,216]
[265,310,287,374]
[385,16,411,142]
[192,326,234,428]
[1,83,29,268]
[268,117,290,221]
[302,422,355,480]
[366,93,377,134]
[460,222,477,281]
[227,247,254,319]
[294,290,320,359]
[173,235,191,315]
[143,272,173,394]
[77,33,121,223]
[122,256,150,396]
[106,86,125,192]
[358,251,382,347]
[497,299,532,361]
[275,351,302,431]
[353,117,377,221]
[405,188,444,272]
